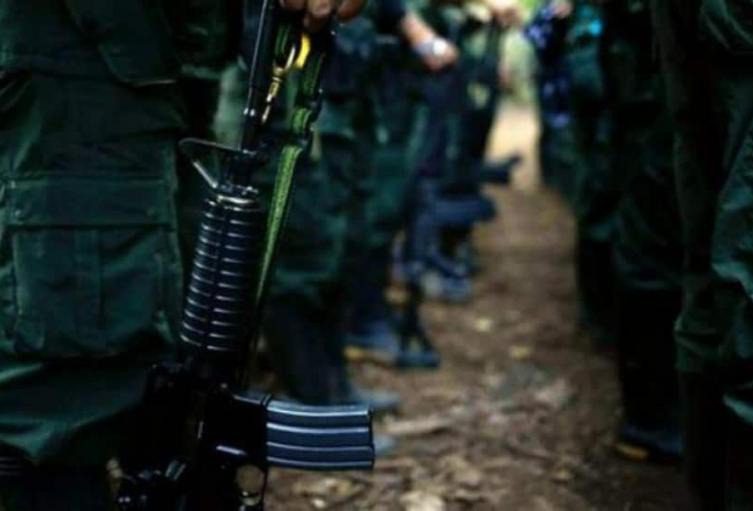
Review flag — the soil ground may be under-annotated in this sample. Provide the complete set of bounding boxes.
[266,105,686,510]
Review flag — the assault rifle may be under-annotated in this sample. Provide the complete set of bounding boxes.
[116,3,374,510]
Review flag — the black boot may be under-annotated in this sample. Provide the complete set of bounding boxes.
[345,248,402,366]
[725,411,753,510]
[680,372,726,511]
[614,286,682,463]
[397,179,443,368]
[331,373,401,415]
[313,302,402,415]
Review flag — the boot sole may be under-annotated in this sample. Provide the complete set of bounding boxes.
[613,440,681,465]
[345,346,397,367]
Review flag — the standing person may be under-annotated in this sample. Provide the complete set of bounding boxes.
[0,4,197,507]
[263,13,402,410]
[566,0,618,345]
[262,1,458,408]
[435,4,510,283]
[345,1,463,367]
[599,0,683,463]
[0,0,364,508]
[400,0,523,304]
[652,0,753,508]
[525,0,579,202]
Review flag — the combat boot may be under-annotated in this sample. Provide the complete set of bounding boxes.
[372,435,397,458]
[480,153,523,186]
[316,308,402,415]
[345,274,441,370]
[615,422,682,464]
[421,250,473,303]
[396,282,442,370]
[724,411,753,510]
[345,248,403,366]
[425,190,495,302]
[614,286,682,463]
[453,238,482,276]
[346,316,402,366]
[680,373,726,511]
[331,378,401,415]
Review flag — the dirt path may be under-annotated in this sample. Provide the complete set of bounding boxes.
[266,105,684,510]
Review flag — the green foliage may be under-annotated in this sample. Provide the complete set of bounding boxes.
[518,0,544,11]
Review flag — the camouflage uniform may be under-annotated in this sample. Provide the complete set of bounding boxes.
[525,1,579,203]
[601,0,683,459]
[0,1,232,507]
[652,0,753,507]
[566,0,618,343]
[259,7,400,407]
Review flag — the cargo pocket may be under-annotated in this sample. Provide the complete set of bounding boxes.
[64,0,180,86]
[2,177,181,359]
[700,0,753,55]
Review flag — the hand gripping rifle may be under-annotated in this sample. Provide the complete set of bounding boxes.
[116,4,374,510]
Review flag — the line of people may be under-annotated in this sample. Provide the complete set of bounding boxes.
[529,0,753,509]
[529,0,683,463]
[214,0,526,452]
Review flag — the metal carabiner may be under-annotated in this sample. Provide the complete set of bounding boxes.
[261,42,302,124]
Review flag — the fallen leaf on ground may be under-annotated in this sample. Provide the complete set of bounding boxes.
[439,455,484,488]
[384,416,455,437]
[473,317,494,333]
[534,496,557,511]
[509,344,534,360]
[293,477,362,505]
[400,490,446,511]
[533,378,574,410]
[449,488,486,503]
[551,468,574,483]
[375,457,420,470]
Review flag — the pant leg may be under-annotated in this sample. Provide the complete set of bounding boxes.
[262,121,354,401]
[708,39,753,511]
[651,0,731,507]
[708,55,753,431]
[0,71,183,465]
[571,103,619,343]
[609,48,683,430]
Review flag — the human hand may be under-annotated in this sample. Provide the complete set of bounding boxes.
[399,12,459,72]
[414,36,460,72]
[279,0,366,32]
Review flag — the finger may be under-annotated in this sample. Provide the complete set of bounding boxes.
[309,0,335,19]
[304,0,333,31]
[337,0,366,21]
